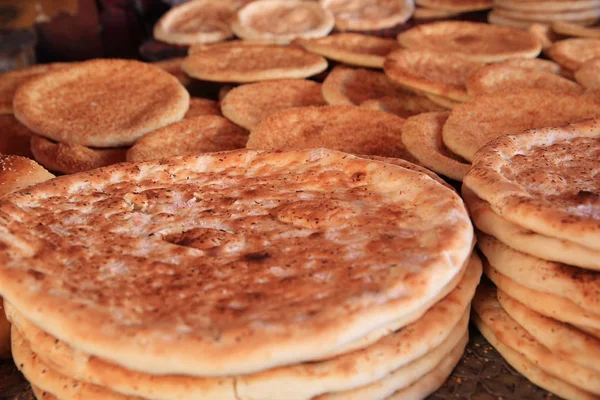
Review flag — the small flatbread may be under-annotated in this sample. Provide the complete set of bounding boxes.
[412,7,462,19]
[424,93,461,109]
[548,38,600,71]
[182,43,328,83]
[185,98,222,118]
[319,0,415,31]
[575,58,600,89]
[126,116,248,162]
[153,0,235,45]
[553,21,600,38]
[296,33,400,68]
[442,89,600,162]
[397,21,542,62]
[495,0,600,12]
[232,0,334,44]
[384,48,483,101]
[464,117,600,252]
[221,79,326,130]
[401,112,470,181]
[415,0,492,11]
[0,63,69,115]
[152,58,191,87]
[0,115,34,158]
[493,6,600,24]
[30,136,127,174]
[322,66,404,106]
[246,105,416,160]
[13,59,189,148]
[462,186,600,270]
[466,64,583,97]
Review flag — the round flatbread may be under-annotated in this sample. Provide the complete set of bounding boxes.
[246,106,416,160]
[462,186,600,270]
[464,117,600,252]
[30,136,127,175]
[296,33,400,69]
[319,0,415,31]
[153,0,235,45]
[221,80,326,131]
[0,149,472,375]
[493,7,600,24]
[185,98,222,118]
[415,0,492,11]
[152,58,192,87]
[0,63,69,115]
[13,59,189,148]
[182,43,328,83]
[495,0,600,11]
[443,89,600,162]
[384,48,483,102]
[553,21,600,38]
[412,7,461,19]
[322,66,404,106]
[232,0,334,44]
[548,38,600,71]
[401,112,470,181]
[359,95,445,118]
[126,116,248,163]
[466,64,583,97]
[0,115,33,158]
[397,21,542,63]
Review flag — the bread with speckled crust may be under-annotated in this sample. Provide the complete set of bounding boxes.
[0,148,473,377]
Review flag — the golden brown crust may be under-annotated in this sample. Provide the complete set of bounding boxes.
[126,116,248,162]
[356,155,451,189]
[412,7,462,20]
[415,0,492,11]
[13,59,190,148]
[296,33,399,69]
[549,38,600,71]
[553,21,600,39]
[185,98,222,118]
[575,58,600,89]
[498,57,563,75]
[232,0,334,44]
[359,95,446,118]
[0,155,54,198]
[493,6,600,24]
[153,0,235,45]
[464,117,600,252]
[0,115,34,158]
[246,105,416,161]
[528,23,559,52]
[182,43,328,83]
[495,0,600,11]
[384,49,482,102]
[320,0,415,31]
[397,21,542,63]
[0,149,472,375]
[221,79,325,131]
[30,136,127,174]
[152,58,192,87]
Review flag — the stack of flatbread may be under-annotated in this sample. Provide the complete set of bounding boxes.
[489,0,600,29]
[464,118,600,400]
[0,148,480,400]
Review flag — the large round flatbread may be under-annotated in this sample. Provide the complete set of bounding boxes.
[126,116,248,163]
[401,112,470,181]
[295,33,400,68]
[415,0,492,11]
[466,64,583,97]
[464,117,600,252]
[13,59,189,148]
[384,49,483,102]
[0,149,473,376]
[221,79,326,130]
[462,186,600,270]
[473,285,600,397]
[319,0,415,31]
[153,0,235,45]
[548,38,600,71]
[246,106,416,160]
[182,43,328,83]
[232,0,334,44]
[397,21,542,63]
[5,255,479,400]
[443,89,600,162]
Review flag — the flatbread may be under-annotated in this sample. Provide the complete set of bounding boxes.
[466,64,584,97]
[443,89,600,162]
[424,93,461,109]
[232,0,334,44]
[0,115,34,158]
[246,106,416,160]
[221,80,326,130]
[182,43,328,83]
[473,284,600,397]
[13,59,189,148]
[415,0,492,11]
[553,21,600,38]
[185,98,222,118]
[487,11,536,29]
[464,117,600,252]
[412,7,462,19]
[384,49,483,102]
[576,58,600,89]
[397,21,542,62]
[296,33,400,68]
[153,0,235,45]
[0,63,69,115]
[319,0,415,31]
[498,57,563,75]
[495,0,600,12]
[30,136,127,174]
[401,112,470,181]
[462,186,600,270]
[549,38,600,70]
[493,7,600,24]
[152,58,191,87]
[0,149,473,376]
[498,289,600,374]
[126,116,248,163]
[359,95,446,118]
